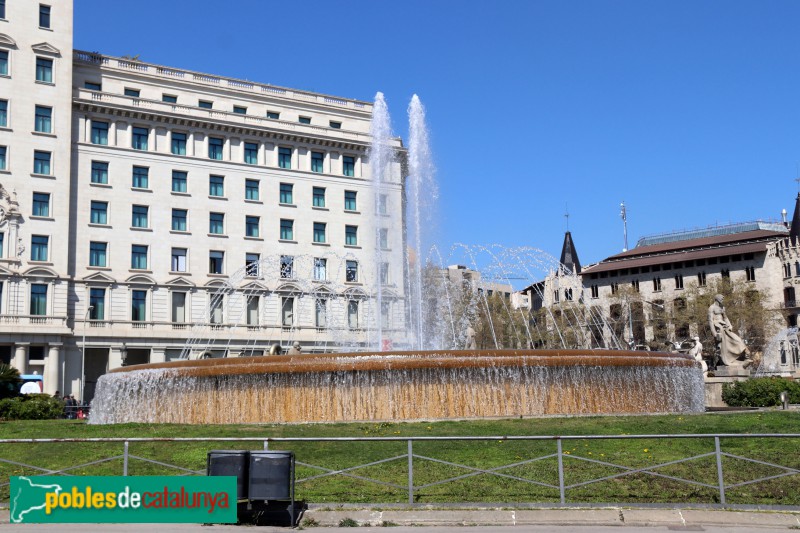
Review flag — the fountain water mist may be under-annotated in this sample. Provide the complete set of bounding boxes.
[407,95,437,350]
[756,327,800,376]
[368,92,394,350]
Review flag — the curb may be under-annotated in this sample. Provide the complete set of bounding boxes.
[301,507,800,528]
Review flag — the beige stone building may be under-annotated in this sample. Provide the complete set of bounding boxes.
[0,0,407,400]
[580,218,792,352]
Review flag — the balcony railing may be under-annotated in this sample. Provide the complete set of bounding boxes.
[74,50,370,111]
[0,315,67,327]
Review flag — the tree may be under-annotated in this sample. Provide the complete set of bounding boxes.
[0,363,21,399]
[679,277,780,356]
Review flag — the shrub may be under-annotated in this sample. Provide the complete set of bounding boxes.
[0,394,63,420]
[722,377,800,407]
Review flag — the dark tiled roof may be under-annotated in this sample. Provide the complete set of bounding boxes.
[791,194,800,246]
[582,229,785,275]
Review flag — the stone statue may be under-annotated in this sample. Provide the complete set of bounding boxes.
[287,342,302,355]
[707,294,751,368]
[687,336,707,377]
[465,325,477,350]
[0,183,20,225]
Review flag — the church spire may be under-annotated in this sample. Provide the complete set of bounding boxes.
[791,192,800,246]
[559,231,581,275]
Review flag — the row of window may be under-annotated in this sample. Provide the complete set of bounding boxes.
[591,268,755,298]
[88,204,385,246]
[89,165,376,212]
[5,230,390,285]
[586,254,757,280]
[85,288,370,330]
[89,120,357,175]
[86,242,384,283]
[0,100,54,132]
[0,2,51,28]
[0,146,52,174]
[85,82,344,129]
[0,52,54,82]
[26,282,372,330]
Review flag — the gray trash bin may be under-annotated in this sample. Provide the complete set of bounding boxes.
[248,450,294,500]
[207,450,249,500]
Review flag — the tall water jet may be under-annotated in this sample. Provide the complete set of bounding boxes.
[407,95,438,350]
[368,92,394,350]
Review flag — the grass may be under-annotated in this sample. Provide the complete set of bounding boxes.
[0,411,799,506]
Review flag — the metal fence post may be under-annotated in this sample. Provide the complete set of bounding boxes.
[407,439,414,505]
[714,436,726,505]
[557,438,566,504]
[123,441,129,476]
[263,440,269,450]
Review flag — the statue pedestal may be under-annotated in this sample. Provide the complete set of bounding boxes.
[704,373,749,408]
[711,366,751,378]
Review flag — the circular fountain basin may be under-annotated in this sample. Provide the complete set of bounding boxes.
[89,349,704,425]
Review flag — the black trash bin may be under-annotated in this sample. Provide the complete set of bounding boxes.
[248,450,294,500]
[207,450,249,500]
[248,450,296,525]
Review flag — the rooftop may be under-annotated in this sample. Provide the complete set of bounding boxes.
[635,221,788,248]
[73,50,373,113]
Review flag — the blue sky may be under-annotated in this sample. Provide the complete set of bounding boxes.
[74,0,800,266]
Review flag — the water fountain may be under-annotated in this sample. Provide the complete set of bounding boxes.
[89,93,705,424]
[755,327,800,376]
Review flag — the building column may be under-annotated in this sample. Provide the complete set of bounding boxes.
[324,152,331,174]
[224,137,231,161]
[12,343,28,374]
[109,345,127,370]
[259,141,267,166]
[112,121,123,147]
[187,131,196,157]
[80,115,89,143]
[356,155,363,178]
[330,152,340,175]
[45,342,62,395]
[150,347,166,364]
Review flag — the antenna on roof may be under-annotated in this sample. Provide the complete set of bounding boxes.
[620,201,628,252]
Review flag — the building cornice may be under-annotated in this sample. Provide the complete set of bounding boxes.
[73,91,392,153]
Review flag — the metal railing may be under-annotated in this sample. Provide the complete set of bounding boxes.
[1,434,799,508]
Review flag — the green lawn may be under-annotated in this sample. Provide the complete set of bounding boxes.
[1,411,799,506]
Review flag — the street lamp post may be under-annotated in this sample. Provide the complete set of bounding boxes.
[81,305,93,404]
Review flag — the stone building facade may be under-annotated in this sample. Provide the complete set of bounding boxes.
[580,220,790,351]
[0,0,407,400]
